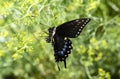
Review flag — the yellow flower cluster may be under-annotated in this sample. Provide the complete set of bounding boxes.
[98,68,111,79]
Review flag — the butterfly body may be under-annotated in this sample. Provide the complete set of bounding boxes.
[46,18,91,70]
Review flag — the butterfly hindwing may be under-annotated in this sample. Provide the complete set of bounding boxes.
[53,34,72,68]
[56,18,91,38]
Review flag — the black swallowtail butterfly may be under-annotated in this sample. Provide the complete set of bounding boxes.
[46,18,91,70]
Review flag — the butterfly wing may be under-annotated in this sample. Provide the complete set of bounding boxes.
[56,18,91,38]
[52,34,72,68]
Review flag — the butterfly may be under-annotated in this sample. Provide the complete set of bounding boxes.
[46,18,91,70]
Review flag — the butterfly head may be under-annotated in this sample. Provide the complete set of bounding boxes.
[46,27,56,43]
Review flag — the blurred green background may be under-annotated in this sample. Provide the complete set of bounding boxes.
[0,0,120,79]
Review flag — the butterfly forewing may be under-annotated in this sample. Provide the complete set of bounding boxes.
[56,18,91,38]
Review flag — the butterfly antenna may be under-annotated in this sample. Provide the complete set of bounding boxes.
[57,62,60,71]
[64,59,67,68]
[39,22,50,35]
[40,22,50,27]
[32,31,48,41]
[42,31,48,35]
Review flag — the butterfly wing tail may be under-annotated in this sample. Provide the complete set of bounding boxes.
[64,59,67,68]
[57,60,66,71]
[57,62,60,71]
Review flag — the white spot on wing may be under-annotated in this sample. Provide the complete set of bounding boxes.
[77,31,80,34]
[86,19,90,22]
[79,29,81,31]
[69,46,72,48]
[84,22,87,24]
[64,37,67,40]
[75,34,78,37]
[67,51,70,53]
[76,19,79,22]
[82,20,84,22]
[81,26,83,28]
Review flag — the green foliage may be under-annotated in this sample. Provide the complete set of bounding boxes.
[0,0,120,79]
